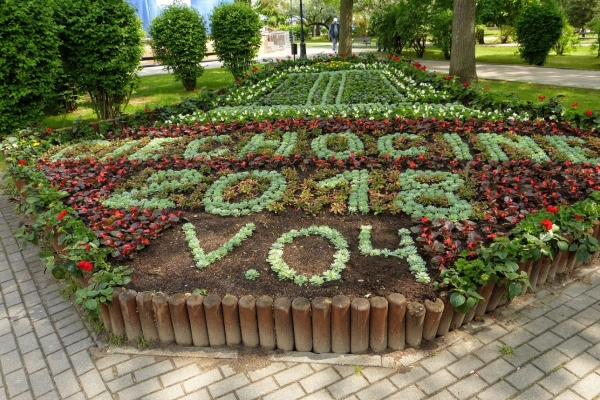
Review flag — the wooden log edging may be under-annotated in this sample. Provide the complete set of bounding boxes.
[102,288,515,354]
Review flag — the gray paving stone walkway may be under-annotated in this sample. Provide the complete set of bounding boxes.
[1,186,600,399]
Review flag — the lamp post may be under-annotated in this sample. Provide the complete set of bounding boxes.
[299,0,306,58]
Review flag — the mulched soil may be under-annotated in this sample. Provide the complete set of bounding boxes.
[125,208,439,303]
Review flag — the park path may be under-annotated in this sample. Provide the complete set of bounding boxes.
[1,187,600,399]
[140,44,600,90]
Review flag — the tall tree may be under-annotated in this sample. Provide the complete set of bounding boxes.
[449,0,477,84]
[338,0,353,54]
[565,0,599,35]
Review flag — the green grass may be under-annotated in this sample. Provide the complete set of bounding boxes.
[399,44,600,70]
[42,69,235,129]
[476,79,600,111]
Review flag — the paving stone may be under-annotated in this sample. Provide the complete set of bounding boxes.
[580,324,600,344]
[16,332,38,355]
[0,318,11,337]
[28,368,53,397]
[473,323,509,344]
[233,376,279,400]
[499,329,535,348]
[94,354,131,371]
[359,366,394,383]
[532,348,570,373]
[552,319,587,339]
[447,354,486,379]
[133,359,174,383]
[5,369,29,398]
[506,344,541,367]
[538,368,579,395]
[69,350,95,376]
[299,368,341,394]
[142,384,185,400]
[512,384,553,400]
[546,305,579,324]
[426,389,456,400]
[565,352,600,377]
[183,368,223,393]
[446,338,484,358]
[447,373,487,399]
[117,378,162,400]
[571,372,600,400]
[46,350,71,375]
[473,341,503,363]
[310,363,330,371]
[327,374,370,399]
[476,380,518,400]
[587,342,600,359]
[160,363,201,387]
[23,348,47,374]
[299,388,333,400]
[79,368,108,398]
[54,368,81,399]
[565,294,598,311]
[64,337,94,356]
[557,335,593,358]
[553,389,586,400]
[572,307,600,326]
[331,365,356,378]
[523,316,556,335]
[505,364,544,390]
[208,373,250,398]
[274,363,315,387]
[355,379,396,400]
[1,349,23,373]
[178,388,211,400]
[220,365,236,378]
[247,362,286,382]
[12,318,33,338]
[477,357,517,384]
[385,385,426,400]
[419,350,458,373]
[263,383,306,400]
[114,356,156,376]
[106,374,135,393]
[415,368,457,395]
[11,391,34,400]
[39,333,62,355]
[388,366,428,389]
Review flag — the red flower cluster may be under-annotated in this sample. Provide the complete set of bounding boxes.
[18,159,27,166]
[77,260,93,272]
[545,205,559,213]
[538,95,546,101]
[57,210,68,220]
[252,67,258,73]
[444,76,452,81]
[586,109,593,116]
[572,102,579,108]
[462,82,469,87]
[574,215,584,221]
[541,219,553,231]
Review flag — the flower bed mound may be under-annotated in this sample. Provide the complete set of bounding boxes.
[127,208,438,303]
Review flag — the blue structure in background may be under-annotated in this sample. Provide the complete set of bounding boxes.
[128,0,230,33]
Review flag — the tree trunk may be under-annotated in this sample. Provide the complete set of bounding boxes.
[339,0,353,55]
[449,0,477,84]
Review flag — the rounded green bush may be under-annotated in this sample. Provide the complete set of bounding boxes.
[0,0,61,136]
[210,2,262,79]
[515,2,564,66]
[149,3,208,91]
[56,0,144,120]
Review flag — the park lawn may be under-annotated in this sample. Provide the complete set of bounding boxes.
[476,79,600,112]
[42,69,235,129]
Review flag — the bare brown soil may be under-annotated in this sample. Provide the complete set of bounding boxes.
[126,208,439,303]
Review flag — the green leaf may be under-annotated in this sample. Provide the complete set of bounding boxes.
[508,282,522,299]
[557,241,568,251]
[51,267,66,280]
[84,298,98,311]
[450,291,466,308]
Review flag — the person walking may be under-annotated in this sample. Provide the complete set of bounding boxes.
[329,17,340,53]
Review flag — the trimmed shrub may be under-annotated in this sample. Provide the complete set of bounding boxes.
[0,0,61,136]
[56,0,144,120]
[149,3,208,91]
[515,2,564,65]
[553,23,580,55]
[210,3,262,79]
